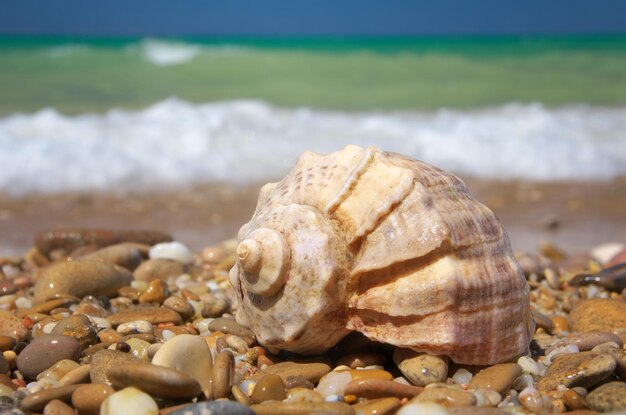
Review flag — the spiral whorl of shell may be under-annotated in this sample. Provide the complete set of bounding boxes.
[230,145,533,364]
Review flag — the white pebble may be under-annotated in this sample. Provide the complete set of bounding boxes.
[100,386,158,415]
[131,280,149,292]
[586,284,600,299]
[42,321,58,334]
[161,329,175,341]
[517,356,541,376]
[518,386,553,414]
[206,280,220,292]
[149,241,194,264]
[315,371,352,398]
[591,242,624,264]
[452,368,473,385]
[89,316,111,330]
[397,402,449,415]
[544,344,579,365]
[195,318,214,334]
[117,320,153,335]
[512,373,535,391]
[15,297,32,310]
[325,394,343,402]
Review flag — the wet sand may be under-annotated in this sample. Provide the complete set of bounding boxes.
[1,178,625,256]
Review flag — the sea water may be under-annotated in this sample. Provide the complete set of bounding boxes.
[1,36,625,194]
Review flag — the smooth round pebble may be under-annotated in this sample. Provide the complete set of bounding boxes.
[71,383,114,415]
[100,386,158,415]
[169,400,255,415]
[586,381,626,412]
[468,363,522,394]
[17,335,81,379]
[117,320,153,335]
[251,374,286,403]
[107,362,202,399]
[537,351,616,391]
[415,386,477,407]
[0,336,16,352]
[212,349,234,399]
[286,387,324,403]
[393,348,448,386]
[149,242,194,264]
[90,349,142,385]
[352,397,401,415]
[50,314,97,348]
[43,399,75,415]
[569,298,626,334]
[163,296,195,319]
[20,384,81,412]
[138,279,167,304]
[133,259,186,282]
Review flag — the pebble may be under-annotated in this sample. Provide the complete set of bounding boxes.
[117,320,153,335]
[561,389,591,411]
[586,381,626,412]
[80,243,145,271]
[133,259,186,282]
[532,309,554,332]
[50,314,98,348]
[201,296,229,318]
[518,386,554,414]
[0,354,8,374]
[169,400,255,415]
[37,359,80,382]
[414,386,478,407]
[35,229,172,255]
[0,336,16,352]
[251,374,286,403]
[337,352,387,369]
[100,386,159,415]
[33,260,133,303]
[0,310,29,341]
[58,364,91,386]
[551,315,569,333]
[16,335,81,379]
[352,397,400,415]
[71,383,115,415]
[213,349,235,399]
[569,262,626,292]
[208,317,255,339]
[569,298,626,334]
[149,242,194,264]
[139,279,168,304]
[468,363,522,395]
[537,351,616,391]
[343,378,423,399]
[16,298,78,318]
[163,296,195,319]
[286,387,324,403]
[107,307,182,327]
[107,362,202,399]
[151,334,214,399]
[43,399,75,415]
[251,361,332,384]
[393,349,448,386]
[125,338,151,360]
[20,384,82,413]
[546,331,623,355]
[89,349,142,385]
[250,401,355,415]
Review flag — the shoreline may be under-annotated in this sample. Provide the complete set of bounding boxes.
[1,178,625,256]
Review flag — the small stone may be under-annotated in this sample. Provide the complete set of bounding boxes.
[0,336,16,352]
[532,309,554,332]
[208,317,255,339]
[343,378,423,399]
[231,385,252,406]
[414,386,478,407]
[546,331,623,355]
[393,349,448,386]
[569,298,626,334]
[352,397,401,415]
[37,359,80,382]
[90,349,142,385]
[151,334,213,399]
[107,362,202,399]
[107,307,182,327]
[133,259,186,282]
[0,310,29,341]
[16,335,81,379]
[125,338,151,360]
[336,352,387,369]
[80,243,145,271]
[562,389,591,411]
[201,296,229,318]
[20,384,81,413]
[518,386,555,414]
[552,315,569,333]
[117,320,153,335]
[50,314,97,348]
[251,374,286,403]
[100,386,159,415]
[397,402,449,415]
[71,383,115,415]
[163,296,195,319]
[586,381,626,412]
[538,351,616,391]
[58,363,91,386]
[169,400,254,415]
[212,349,234,399]
[138,279,167,304]
[250,401,354,415]
[250,361,332,383]
[569,263,626,292]
[43,399,75,415]
[285,387,324,402]
[468,363,522,395]
[149,242,194,264]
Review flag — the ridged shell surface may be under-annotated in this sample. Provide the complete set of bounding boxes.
[229,145,533,364]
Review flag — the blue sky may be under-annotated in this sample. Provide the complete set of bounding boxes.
[1,0,625,36]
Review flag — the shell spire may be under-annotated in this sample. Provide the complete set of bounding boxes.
[229,145,533,364]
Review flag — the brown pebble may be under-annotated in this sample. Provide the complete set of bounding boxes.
[285,375,315,390]
[133,258,186,282]
[251,374,286,403]
[285,387,324,403]
[251,361,331,384]
[562,389,591,411]
[201,296,229,318]
[343,378,423,399]
[79,243,145,271]
[546,331,623,355]
[107,362,202,399]
[533,309,555,332]
[586,381,626,412]
[552,315,570,333]
[212,349,234,399]
[352,397,400,415]
[0,310,29,341]
[0,336,16,352]
[20,384,82,412]
[468,363,522,395]
[90,349,142,385]
[71,383,115,415]
[393,349,448,386]
[97,329,123,344]
[415,386,477,407]
[208,317,254,339]
[139,279,168,304]
[107,307,182,327]
[538,351,616,391]
[232,385,252,406]
[59,364,91,386]
[16,297,78,318]
[250,401,355,415]
[51,314,98,348]
[163,296,195,319]
[43,399,75,415]
[17,335,81,379]
[569,298,626,334]
[337,352,387,369]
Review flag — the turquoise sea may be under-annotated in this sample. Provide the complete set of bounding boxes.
[1,35,625,193]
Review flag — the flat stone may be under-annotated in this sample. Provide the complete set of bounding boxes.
[537,351,616,391]
[546,331,623,355]
[0,336,16,352]
[343,378,423,399]
[569,263,626,292]
[20,384,82,412]
[448,408,509,415]
[414,386,477,407]
[569,299,626,334]
[468,363,522,395]
[352,397,400,415]
[107,307,182,327]
[393,349,448,386]
[0,310,29,341]
[133,258,186,282]
[17,335,81,379]
[336,352,387,369]
[162,296,195,319]
[58,364,91,386]
[208,317,255,339]
[251,374,286,403]
[138,279,167,304]
[90,349,142,385]
[561,389,591,411]
[586,381,626,412]
[169,401,254,415]
[285,387,324,403]
[16,297,79,318]
[80,243,145,271]
[43,399,75,415]
[71,383,115,415]
[212,350,234,399]
[100,386,159,415]
[151,334,213,399]
[250,401,355,415]
[33,260,133,303]
[250,361,331,383]
[107,362,201,399]
[50,314,98,348]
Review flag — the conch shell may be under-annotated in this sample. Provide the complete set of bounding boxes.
[229,145,533,364]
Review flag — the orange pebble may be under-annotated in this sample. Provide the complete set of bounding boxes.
[551,315,569,333]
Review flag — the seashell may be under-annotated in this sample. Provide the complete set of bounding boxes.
[229,145,533,364]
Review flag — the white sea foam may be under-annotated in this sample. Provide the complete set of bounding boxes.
[1,99,625,195]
